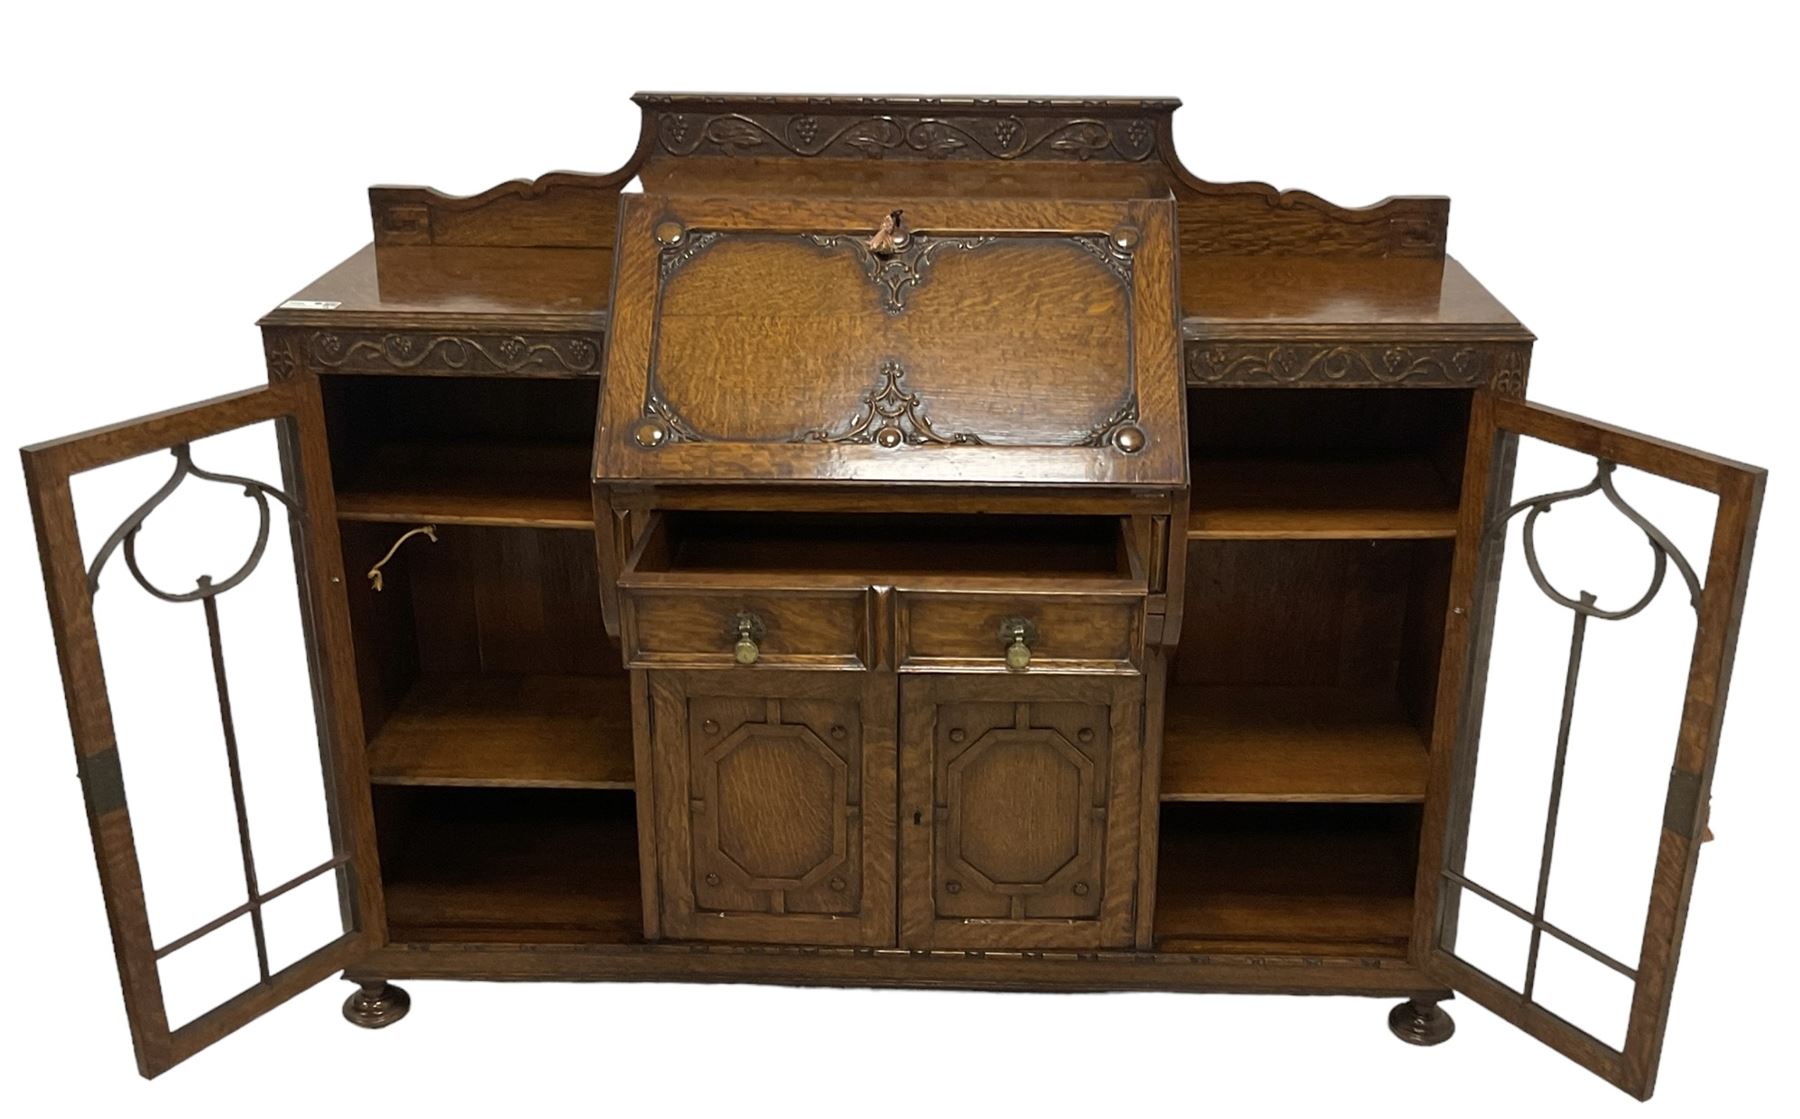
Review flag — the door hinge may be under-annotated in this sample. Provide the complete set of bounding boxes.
[77,746,127,817]
[1662,768,1705,841]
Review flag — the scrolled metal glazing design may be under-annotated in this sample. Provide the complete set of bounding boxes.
[1442,454,1707,1024]
[1487,458,1702,620]
[86,443,297,600]
[83,440,345,988]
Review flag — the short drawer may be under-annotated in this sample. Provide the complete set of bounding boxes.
[622,587,873,669]
[895,590,1144,674]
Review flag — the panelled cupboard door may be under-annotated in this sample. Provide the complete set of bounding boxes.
[899,674,1143,949]
[1418,395,1765,1100]
[647,670,897,946]
[21,383,380,1078]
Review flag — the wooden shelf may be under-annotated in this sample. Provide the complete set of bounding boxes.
[1161,686,1429,803]
[368,674,632,790]
[1188,456,1458,540]
[1154,804,1416,958]
[381,788,642,944]
[335,440,594,529]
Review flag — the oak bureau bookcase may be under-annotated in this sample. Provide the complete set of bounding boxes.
[22,93,1764,1099]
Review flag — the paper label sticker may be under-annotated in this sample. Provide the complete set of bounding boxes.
[279,299,341,310]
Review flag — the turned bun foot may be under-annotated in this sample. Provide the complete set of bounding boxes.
[1388,998,1454,1046]
[342,981,411,1029]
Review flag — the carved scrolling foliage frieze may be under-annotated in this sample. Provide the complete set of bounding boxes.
[655,111,1159,162]
[806,233,999,315]
[295,331,603,376]
[792,360,984,448]
[1187,341,1531,394]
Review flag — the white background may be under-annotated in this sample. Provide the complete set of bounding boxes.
[2,1,1795,1112]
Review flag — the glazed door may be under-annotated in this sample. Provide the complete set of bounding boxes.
[899,674,1143,949]
[1418,395,1765,1099]
[646,669,896,946]
[21,383,379,1078]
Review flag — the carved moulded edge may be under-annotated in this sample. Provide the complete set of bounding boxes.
[1186,340,1530,394]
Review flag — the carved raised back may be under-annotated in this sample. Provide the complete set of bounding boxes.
[361,94,1449,260]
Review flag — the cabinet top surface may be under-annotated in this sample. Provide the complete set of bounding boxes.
[267,243,1523,340]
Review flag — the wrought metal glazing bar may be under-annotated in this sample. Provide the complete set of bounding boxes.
[1442,870,1638,980]
[153,853,350,960]
[1485,459,1703,621]
[201,589,270,982]
[1523,591,1594,1000]
[87,443,297,600]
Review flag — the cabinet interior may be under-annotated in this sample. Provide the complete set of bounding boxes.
[632,510,1136,581]
[1153,386,1470,957]
[326,375,641,944]
[322,374,600,528]
[1154,804,1420,958]
[375,787,641,944]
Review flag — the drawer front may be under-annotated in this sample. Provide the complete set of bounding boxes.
[896,591,1144,673]
[623,587,872,669]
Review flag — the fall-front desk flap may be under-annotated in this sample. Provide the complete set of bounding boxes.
[597,195,1184,487]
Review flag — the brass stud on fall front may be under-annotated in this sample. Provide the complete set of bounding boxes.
[632,418,669,449]
[1110,225,1140,252]
[654,219,686,247]
[1113,424,1147,454]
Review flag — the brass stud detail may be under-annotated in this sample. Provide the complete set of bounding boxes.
[830,725,847,740]
[1113,424,1147,454]
[945,880,962,894]
[632,418,669,448]
[948,728,966,744]
[704,873,721,886]
[1077,728,1095,743]
[654,219,686,247]
[702,719,720,735]
[1110,225,1140,252]
[1072,881,1090,897]
[829,877,847,892]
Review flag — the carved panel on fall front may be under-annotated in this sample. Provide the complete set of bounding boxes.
[899,675,1143,949]
[640,228,1138,449]
[649,671,895,947]
[600,195,1184,486]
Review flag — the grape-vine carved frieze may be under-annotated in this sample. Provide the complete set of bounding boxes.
[655,111,1159,162]
[294,331,603,376]
[1187,340,1531,393]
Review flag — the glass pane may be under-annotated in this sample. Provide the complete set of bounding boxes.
[262,870,348,974]
[158,916,260,1030]
[1448,433,1718,1047]
[69,419,348,1011]
[1534,934,1635,1050]
[1443,883,1531,993]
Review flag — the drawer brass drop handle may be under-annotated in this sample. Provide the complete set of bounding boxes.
[999,616,1037,673]
[732,611,766,666]
[367,525,437,591]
